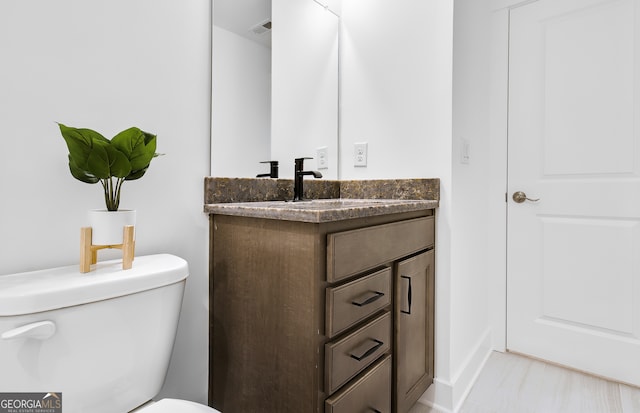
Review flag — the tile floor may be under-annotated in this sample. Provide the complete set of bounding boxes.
[409,351,640,413]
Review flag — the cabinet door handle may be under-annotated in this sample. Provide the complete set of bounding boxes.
[400,275,412,314]
[371,409,382,413]
[351,291,385,307]
[350,339,384,361]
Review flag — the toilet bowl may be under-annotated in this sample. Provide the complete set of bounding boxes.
[135,398,219,412]
[0,254,219,413]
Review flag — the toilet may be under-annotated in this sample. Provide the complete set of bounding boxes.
[0,254,219,413]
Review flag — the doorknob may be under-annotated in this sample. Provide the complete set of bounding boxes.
[512,191,539,203]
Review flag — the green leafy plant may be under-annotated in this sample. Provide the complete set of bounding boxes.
[58,123,160,211]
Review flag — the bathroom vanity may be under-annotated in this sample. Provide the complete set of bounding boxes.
[205,179,438,413]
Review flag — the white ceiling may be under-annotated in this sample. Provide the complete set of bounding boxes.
[214,0,272,48]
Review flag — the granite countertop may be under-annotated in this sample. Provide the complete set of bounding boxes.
[204,198,438,223]
[203,177,439,223]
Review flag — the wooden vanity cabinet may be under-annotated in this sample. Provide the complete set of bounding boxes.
[209,209,434,413]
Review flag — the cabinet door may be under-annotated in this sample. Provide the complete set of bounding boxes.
[394,249,434,413]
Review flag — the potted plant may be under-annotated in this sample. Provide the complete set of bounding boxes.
[58,123,160,245]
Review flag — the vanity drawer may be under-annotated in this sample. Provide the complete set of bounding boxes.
[325,311,391,395]
[326,267,392,338]
[325,354,391,413]
[327,216,434,282]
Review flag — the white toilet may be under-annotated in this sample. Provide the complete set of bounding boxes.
[0,254,219,413]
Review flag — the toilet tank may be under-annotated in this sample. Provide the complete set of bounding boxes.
[0,254,189,413]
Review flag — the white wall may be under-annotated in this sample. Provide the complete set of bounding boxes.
[340,0,457,409]
[271,0,339,179]
[211,26,271,178]
[448,0,494,409]
[340,0,452,181]
[341,0,495,411]
[0,0,211,405]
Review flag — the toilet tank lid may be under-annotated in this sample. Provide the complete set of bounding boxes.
[0,254,189,316]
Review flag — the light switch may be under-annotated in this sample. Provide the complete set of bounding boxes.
[460,138,470,164]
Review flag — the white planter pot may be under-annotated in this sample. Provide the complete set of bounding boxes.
[87,209,136,246]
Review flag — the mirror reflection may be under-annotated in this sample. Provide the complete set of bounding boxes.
[211,0,340,179]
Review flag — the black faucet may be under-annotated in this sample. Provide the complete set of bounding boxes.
[256,161,279,178]
[293,157,322,201]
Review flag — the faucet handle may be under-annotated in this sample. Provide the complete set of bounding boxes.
[295,157,313,171]
[258,161,279,178]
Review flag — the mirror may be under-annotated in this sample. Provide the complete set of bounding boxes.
[211,0,340,179]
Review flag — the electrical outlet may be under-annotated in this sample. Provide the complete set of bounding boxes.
[354,142,368,167]
[316,146,329,169]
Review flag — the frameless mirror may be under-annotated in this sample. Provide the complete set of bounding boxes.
[211,0,340,179]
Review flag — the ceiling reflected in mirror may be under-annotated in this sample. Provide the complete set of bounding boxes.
[214,0,272,48]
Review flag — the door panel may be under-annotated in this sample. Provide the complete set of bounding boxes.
[395,250,434,413]
[508,0,640,385]
[541,217,636,333]
[543,0,635,176]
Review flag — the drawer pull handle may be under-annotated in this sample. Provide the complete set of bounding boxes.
[371,410,382,413]
[401,275,412,315]
[351,291,385,307]
[350,339,384,361]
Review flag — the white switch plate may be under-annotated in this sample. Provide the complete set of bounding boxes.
[316,146,329,169]
[460,138,470,164]
[354,142,368,167]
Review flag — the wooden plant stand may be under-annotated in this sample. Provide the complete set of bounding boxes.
[80,225,135,273]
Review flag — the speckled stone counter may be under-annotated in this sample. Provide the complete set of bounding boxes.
[204,198,438,223]
[204,178,341,203]
[204,177,439,203]
[204,178,439,223]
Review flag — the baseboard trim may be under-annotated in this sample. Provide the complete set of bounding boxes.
[415,329,493,412]
[417,378,454,413]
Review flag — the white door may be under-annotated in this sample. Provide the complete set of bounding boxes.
[507,0,640,385]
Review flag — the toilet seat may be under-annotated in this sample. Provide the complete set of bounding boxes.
[137,398,220,412]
